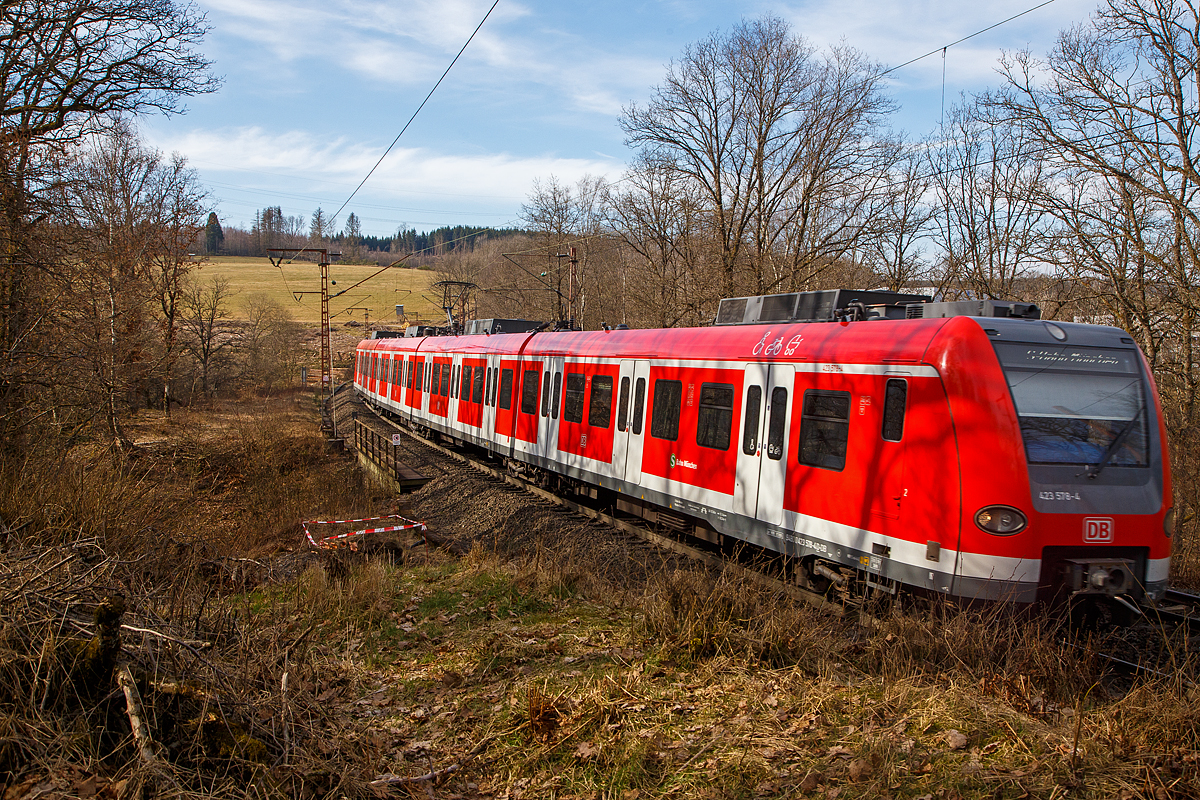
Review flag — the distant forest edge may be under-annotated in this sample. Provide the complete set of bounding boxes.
[202,207,527,265]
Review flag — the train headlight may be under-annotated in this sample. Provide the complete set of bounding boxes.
[975,505,1027,535]
[1165,507,1176,537]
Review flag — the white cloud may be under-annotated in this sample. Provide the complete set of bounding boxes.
[148,126,622,207]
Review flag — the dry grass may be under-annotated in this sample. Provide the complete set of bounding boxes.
[4,394,1200,799]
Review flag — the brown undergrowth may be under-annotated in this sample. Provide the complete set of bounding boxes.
[3,394,1200,798]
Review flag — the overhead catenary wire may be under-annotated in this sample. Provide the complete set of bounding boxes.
[327,0,501,227]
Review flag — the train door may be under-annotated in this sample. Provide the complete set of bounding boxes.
[481,354,499,448]
[536,357,563,463]
[620,360,651,484]
[756,365,795,526]
[869,376,908,521]
[734,364,769,517]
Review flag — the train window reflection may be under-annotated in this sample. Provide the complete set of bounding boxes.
[498,368,513,410]
[521,368,540,414]
[552,372,562,419]
[743,386,762,455]
[617,377,631,431]
[882,380,907,442]
[798,390,849,470]
[696,383,734,450]
[995,343,1148,466]
[632,378,646,435]
[564,373,586,423]
[589,376,614,428]
[472,366,484,404]
[651,379,682,441]
[767,387,789,460]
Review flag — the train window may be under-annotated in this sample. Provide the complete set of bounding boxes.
[696,383,735,450]
[472,366,485,404]
[460,366,471,400]
[441,364,451,397]
[541,371,551,417]
[743,386,762,455]
[564,373,586,423]
[498,369,514,410]
[521,368,540,414]
[617,377,631,431]
[430,362,441,396]
[589,375,614,428]
[405,360,412,389]
[882,379,907,442]
[632,377,646,435]
[650,379,683,441]
[799,390,851,470]
[767,387,789,460]
[485,367,494,406]
[552,372,562,419]
[451,365,458,398]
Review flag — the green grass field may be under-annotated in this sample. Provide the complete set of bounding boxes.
[197,256,443,326]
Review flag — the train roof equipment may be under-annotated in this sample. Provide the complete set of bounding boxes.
[714,289,1041,325]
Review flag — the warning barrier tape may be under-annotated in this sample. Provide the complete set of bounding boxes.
[301,514,427,550]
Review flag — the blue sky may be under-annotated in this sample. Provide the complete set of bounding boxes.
[139,0,1101,237]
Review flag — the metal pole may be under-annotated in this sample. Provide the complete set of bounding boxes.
[320,256,331,394]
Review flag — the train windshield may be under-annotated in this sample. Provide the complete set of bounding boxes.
[994,342,1148,468]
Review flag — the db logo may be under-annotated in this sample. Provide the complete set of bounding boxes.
[1083,517,1115,543]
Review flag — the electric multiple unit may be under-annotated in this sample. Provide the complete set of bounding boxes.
[353,291,1172,607]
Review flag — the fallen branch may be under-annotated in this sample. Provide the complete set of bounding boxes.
[370,763,460,787]
[118,665,158,764]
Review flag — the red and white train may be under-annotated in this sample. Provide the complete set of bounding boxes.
[354,291,1172,608]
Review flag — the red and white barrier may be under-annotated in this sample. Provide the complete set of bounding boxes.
[302,514,427,550]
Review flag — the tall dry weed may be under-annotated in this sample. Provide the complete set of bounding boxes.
[638,565,841,668]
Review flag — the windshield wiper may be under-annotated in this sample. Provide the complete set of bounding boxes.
[1080,407,1143,480]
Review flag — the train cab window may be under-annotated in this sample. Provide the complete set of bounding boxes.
[882,379,907,442]
[696,383,735,450]
[551,372,562,419]
[472,366,485,404]
[521,368,540,414]
[650,379,683,441]
[441,364,451,397]
[799,390,851,470]
[498,369,514,410]
[430,362,441,396]
[564,373,586,423]
[766,387,789,460]
[589,375,614,428]
[632,377,646,435]
[541,371,551,417]
[617,377,631,431]
[743,386,762,455]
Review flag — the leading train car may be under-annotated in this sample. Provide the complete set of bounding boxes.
[354,292,1172,608]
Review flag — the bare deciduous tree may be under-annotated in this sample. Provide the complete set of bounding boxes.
[620,16,899,297]
[0,0,216,452]
[181,275,234,398]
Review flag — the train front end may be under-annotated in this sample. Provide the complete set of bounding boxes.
[933,316,1172,608]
